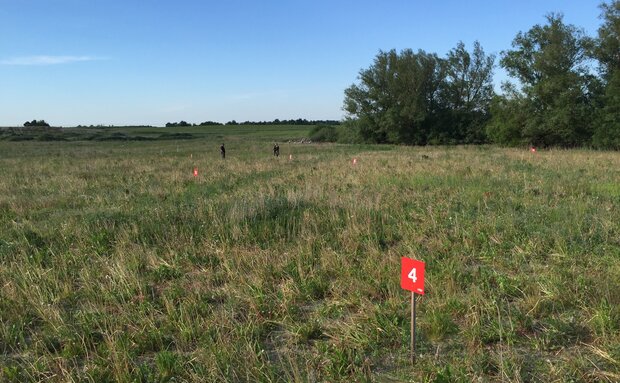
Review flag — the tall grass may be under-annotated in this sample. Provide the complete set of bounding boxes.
[1,138,619,382]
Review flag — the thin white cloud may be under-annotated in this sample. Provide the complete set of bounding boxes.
[0,55,104,65]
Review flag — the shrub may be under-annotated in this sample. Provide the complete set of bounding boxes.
[309,125,339,142]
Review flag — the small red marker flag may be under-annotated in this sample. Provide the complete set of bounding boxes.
[401,257,425,295]
[193,167,198,177]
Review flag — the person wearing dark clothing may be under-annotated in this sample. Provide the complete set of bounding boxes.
[273,143,280,157]
[220,144,225,159]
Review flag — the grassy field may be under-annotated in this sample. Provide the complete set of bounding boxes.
[0,124,312,143]
[1,126,619,382]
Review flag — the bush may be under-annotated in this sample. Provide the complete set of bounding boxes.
[309,125,339,142]
[335,121,365,144]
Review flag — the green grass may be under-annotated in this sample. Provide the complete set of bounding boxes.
[0,131,619,382]
[0,124,313,143]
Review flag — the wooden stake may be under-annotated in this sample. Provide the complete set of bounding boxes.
[411,292,417,364]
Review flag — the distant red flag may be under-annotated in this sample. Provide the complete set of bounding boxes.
[193,167,198,177]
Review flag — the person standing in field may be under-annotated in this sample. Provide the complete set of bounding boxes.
[220,143,225,159]
[273,143,280,157]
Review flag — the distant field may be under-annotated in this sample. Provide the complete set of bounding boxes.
[0,130,619,382]
[0,125,312,143]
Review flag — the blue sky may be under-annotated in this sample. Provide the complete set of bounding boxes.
[0,0,605,126]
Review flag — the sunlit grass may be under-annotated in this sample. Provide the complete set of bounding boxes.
[1,138,619,382]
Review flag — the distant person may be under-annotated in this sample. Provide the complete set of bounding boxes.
[273,143,280,157]
[220,143,225,159]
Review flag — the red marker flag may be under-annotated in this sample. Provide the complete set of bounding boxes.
[401,257,425,295]
[193,167,198,177]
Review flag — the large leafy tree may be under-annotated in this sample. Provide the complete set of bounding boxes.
[343,43,495,145]
[343,49,444,144]
[444,41,495,112]
[592,0,620,149]
[594,1,620,80]
[442,41,495,143]
[492,14,600,147]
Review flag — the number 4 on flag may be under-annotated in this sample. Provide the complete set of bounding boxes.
[408,268,417,283]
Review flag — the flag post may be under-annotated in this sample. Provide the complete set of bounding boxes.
[401,257,425,365]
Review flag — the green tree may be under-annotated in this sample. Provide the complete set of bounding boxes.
[486,84,529,145]
[442,41,495,143]
[343,43,495,145]
[23,119,50,127]
[343,49,443,144]
[493,13,600,147]
[592,1,620,149]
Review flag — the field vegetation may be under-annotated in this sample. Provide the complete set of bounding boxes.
[1,126,619,382]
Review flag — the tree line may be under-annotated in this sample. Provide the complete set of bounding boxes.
[165,119,340,128]
[23,120,50,127]
[340,1,619,149]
